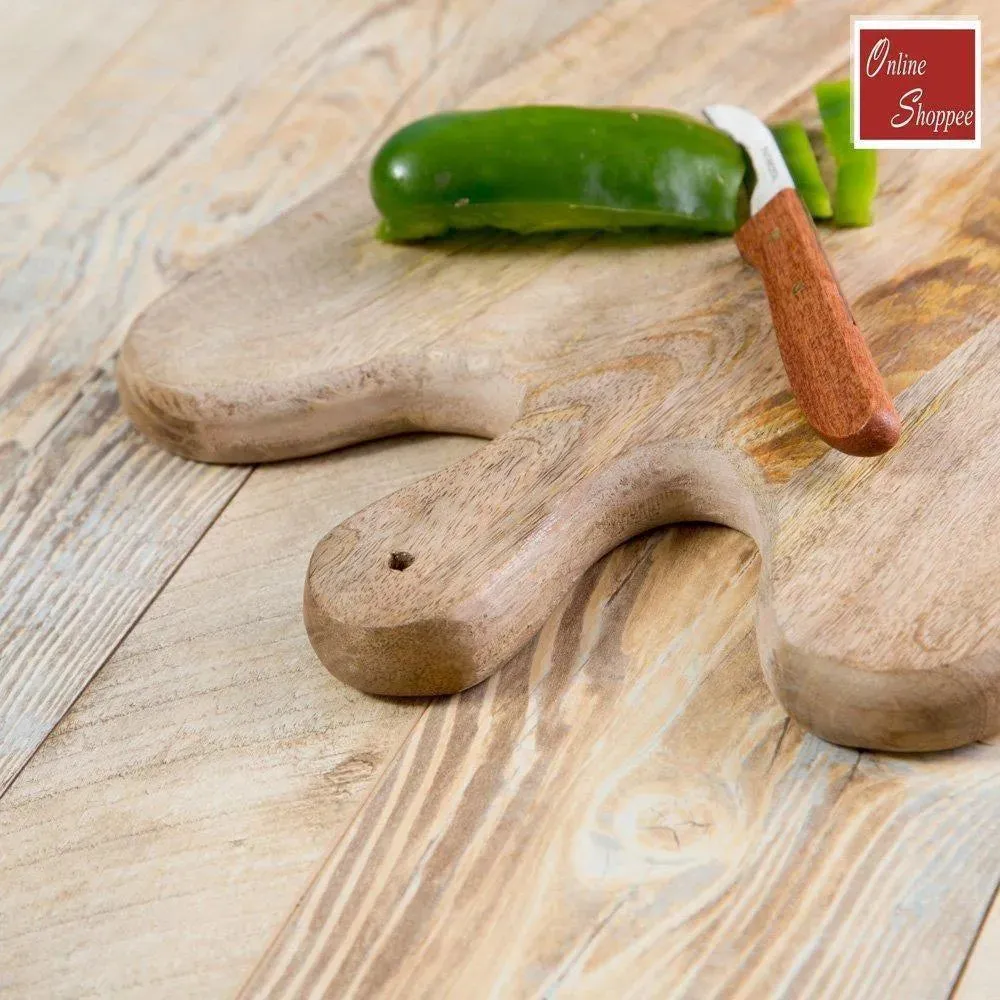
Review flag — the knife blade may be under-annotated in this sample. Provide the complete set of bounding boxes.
[705,104,795,214]
[704,103,899,457]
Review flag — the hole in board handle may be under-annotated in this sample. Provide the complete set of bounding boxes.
[388,551,415,571]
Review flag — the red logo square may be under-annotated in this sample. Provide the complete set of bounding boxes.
[853,17,981,148]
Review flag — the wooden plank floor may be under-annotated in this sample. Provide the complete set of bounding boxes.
[1,1,998,997]
[0,435,474,997]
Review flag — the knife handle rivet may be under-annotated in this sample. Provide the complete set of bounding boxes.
[768,227,782,241]
[792,281,806,296]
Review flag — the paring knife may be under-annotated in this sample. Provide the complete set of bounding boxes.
[704,104,900,456]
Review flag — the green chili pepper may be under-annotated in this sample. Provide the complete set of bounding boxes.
[370,106,749,241]
[770,121,832,220]
[815,80,877,227]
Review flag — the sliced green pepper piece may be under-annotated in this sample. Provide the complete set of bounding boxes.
[370,106,748,241]
[815,80,877,227]
[770,121,832,220]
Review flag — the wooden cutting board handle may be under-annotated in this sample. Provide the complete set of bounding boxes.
[304,391,769,699]
[735,189,900,456]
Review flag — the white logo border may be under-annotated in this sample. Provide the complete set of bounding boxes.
[851,15,982,150]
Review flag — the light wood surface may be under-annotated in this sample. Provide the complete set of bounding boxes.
[2,1,1000,997]
[0,367,244,793]
[0,434,474,999]
[0,0,163,167]
[956,879,1000,999]
[119,1,999,750]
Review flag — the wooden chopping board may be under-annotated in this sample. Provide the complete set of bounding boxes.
[117,30,999,754]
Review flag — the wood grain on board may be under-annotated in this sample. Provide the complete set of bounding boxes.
[0,0,606,795]
[120,1,999,750]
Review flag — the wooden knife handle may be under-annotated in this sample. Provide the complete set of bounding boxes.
[735,188,900,456]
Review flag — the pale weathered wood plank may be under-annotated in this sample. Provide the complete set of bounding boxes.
[950,781,1000,1000]
[243,527,1000,1000]
[0,370,246,793]
[0,0,164,166]
[0,0,606,796]
[0,434,477,1000]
